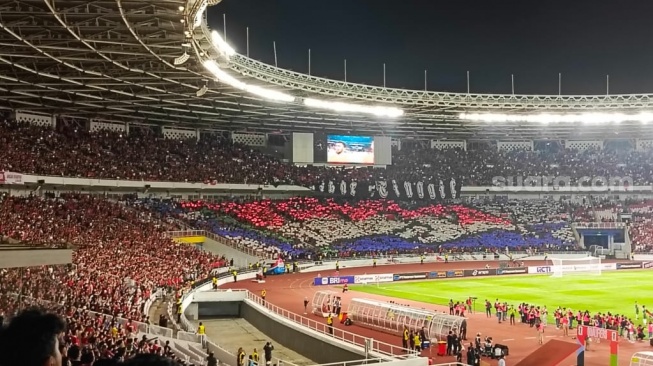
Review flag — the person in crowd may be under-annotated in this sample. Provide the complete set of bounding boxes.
[446,331,453,356]
[237,347,246,366]
[466,342,477,366]
[402,326,409,350]
[536,321,545,345]
[0,308,66,366]
[497,354,506,366]
[207,352,218,366]
[413,332,422,352]
[263,342,274,365]
[158,315,167,328]
[327,313,334,335]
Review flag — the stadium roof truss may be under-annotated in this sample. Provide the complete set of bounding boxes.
[1,0,653,140]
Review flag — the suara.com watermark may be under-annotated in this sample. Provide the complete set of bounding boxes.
[491,175,634,192]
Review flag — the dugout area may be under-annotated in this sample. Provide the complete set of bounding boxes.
[346,297,464,341]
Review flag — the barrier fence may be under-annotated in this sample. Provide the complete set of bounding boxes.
[245,291,417,358]
[312,260,648,286]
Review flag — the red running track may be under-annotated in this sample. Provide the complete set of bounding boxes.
[220,260,650,366]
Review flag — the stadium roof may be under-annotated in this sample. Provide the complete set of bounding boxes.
[1,0,653,140]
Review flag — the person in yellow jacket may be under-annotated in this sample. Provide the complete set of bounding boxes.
[413,332,421,351]
[402,326,409,349]
[198,322,205,335]
[252,348,259,364]
[327,313,334,335]
[261,289,267,305]
[212,276,218,290]
[232,270,238,282]
[237,347,246,366]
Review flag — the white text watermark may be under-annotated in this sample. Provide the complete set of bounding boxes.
[491,175,633,192]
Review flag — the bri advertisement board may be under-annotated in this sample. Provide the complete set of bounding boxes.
[313,276,355,286]
[354,274,394,284]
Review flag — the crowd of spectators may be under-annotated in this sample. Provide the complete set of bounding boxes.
[0,194,229,365]
[151,197,578,258]
[628,200,653,252]
[3,120,653,186]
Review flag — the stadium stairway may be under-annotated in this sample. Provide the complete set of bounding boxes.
[201,235,260,268]
[148,295,177,337]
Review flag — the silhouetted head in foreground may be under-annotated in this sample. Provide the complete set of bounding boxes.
[0,308,66,366]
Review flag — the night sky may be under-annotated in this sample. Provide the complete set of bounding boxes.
[208,0,653,95]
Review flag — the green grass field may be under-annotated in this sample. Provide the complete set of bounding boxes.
[350,271,652,319]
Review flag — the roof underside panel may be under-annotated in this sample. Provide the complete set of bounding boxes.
[0,0,651,140]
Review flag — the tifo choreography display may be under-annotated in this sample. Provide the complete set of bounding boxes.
[2,147,653,366]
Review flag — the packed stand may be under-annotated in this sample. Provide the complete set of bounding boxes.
[3,120,653,186]
[560,197,653,253]
[626,200,653,252]
[151,198,579,258]
[0,195,227,365]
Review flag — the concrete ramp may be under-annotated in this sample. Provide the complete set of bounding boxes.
[513,339,579,366]
[202,236,260,267]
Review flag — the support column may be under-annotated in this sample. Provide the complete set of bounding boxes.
[576,325,586,366]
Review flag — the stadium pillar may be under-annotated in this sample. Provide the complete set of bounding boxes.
[576,326,586,366]
[576,325,618,366]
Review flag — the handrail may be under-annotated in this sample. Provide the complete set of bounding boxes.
[175,270,416,365]
[573,222,627,229]
[245,291,418,359]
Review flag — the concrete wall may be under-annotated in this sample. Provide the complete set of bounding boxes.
[241,301,362,364]
[0,248,73,268]
[198,301,241,318]
[202,237,259,267]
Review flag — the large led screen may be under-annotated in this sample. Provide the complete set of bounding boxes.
[327,135,374,164]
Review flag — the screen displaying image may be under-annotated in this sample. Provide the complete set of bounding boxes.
[327,135,374,164]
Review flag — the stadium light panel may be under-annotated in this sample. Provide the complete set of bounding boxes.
[304,98,404,118]
[210,31,236,57]
[460,112,653,124]
[193,3,207,28]
[202,60,295,103]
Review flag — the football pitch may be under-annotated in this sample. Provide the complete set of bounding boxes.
[349,271,652,319]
